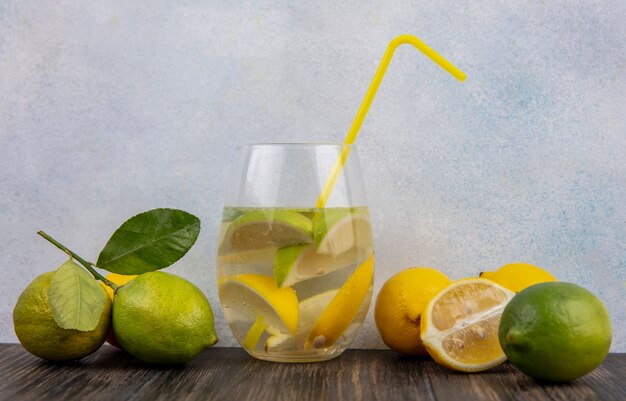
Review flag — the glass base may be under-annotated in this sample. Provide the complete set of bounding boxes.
[246,346,344,363]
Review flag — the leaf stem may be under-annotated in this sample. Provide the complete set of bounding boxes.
[37,231,118,290]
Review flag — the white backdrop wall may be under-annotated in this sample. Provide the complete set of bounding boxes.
[1,1,624,351]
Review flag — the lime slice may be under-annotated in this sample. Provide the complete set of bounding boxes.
[265,289,339,351]
[273,244,362,288]
[219,274,298,335]
[221,209,313,252]
[305,254,374,349]
[313,209,373,255]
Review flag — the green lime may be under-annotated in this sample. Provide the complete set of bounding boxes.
[273,244,311,288]
[221,209,313,252]
[313,208,373,255]
[13,272,111,361]
[499,282,612,382]
[113,271,218,365]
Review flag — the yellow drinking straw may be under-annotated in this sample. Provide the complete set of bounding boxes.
[315,34,466,208]
[245,35,465,351]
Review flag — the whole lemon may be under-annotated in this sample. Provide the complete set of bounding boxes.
[499,282,612,381]
[480,262,556,292]
[13,272,111,361]
[374,267,451,356]
[112,271,218,365]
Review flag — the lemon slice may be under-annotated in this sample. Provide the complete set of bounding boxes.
[265,289,339,351]
[420,278,515,372]
[220,209,313,252]
[305,254,374,349]
[273,244,362,288]
[313,209,373,255]
[219,274,298,335]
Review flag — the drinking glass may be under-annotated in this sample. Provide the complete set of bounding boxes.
[217,143,374,362]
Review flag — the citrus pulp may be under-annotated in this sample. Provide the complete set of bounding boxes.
[420,278,515,372]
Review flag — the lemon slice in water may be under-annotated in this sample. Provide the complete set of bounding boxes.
[265,289,339,351]
[305,254,374,349]
[313,209,373,255]
[219,274,298,337]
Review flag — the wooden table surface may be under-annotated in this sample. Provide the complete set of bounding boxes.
[1,344,624,401]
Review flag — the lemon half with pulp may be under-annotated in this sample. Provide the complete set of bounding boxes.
[420,278,515,372]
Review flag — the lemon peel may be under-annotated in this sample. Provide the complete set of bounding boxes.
[374,267,450,356]
[305,254,374,349]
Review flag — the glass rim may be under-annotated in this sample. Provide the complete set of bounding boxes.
[235,142,356,150]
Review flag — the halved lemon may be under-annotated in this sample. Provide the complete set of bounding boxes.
[313,209,373,255]
[420,278,515,372]
[305,254,374,349]
[220,209,313,252]
[273,244,361,288]
[219,274,298,336]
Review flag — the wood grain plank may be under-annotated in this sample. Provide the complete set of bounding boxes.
[1,345,624,401]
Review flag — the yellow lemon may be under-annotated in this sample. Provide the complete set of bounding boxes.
[305,254,374,349]
[374,267,451,356]
[480,262,557,292]
[219,274,299,336]
[420,278,515,372]
[100,273,137,348]
[101,273,137,299]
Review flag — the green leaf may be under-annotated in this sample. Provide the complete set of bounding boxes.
[48,260,106,331]
[96,208,201,274]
